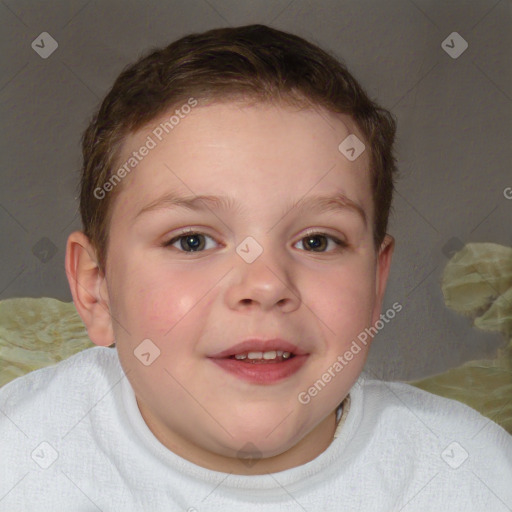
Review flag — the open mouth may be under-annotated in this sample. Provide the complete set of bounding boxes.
[228,350,296,363]
[210,351,306,384]
[208,338,308,383]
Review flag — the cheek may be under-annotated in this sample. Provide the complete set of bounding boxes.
[307,260,376,336]
[113,256,220,341]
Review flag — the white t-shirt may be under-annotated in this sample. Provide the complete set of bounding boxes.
[0,346,511,511]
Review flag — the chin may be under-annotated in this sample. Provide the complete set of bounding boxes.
[222,421,302,452]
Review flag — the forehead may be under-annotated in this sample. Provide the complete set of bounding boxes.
[110,101,372,223]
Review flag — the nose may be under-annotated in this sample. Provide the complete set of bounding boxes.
[225,244,301,313]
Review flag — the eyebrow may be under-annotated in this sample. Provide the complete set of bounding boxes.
[134,191,367,227]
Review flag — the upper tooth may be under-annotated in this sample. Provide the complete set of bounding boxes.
[234,350,291,360]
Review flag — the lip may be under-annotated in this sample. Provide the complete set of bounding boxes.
[208,338,308,359]
[210,354,309,384]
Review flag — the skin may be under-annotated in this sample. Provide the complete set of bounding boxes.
[66,100,394,475]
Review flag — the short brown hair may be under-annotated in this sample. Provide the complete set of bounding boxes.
[79,24,398,271]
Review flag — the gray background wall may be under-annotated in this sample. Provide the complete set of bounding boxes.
[1,0,510,380]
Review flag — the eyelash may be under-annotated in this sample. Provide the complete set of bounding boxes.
[162,228,348,254]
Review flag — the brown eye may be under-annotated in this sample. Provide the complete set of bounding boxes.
[304,234,327,251]
[164,232,216,252]
[295,233,347,253]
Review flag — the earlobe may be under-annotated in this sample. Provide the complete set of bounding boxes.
[65,231,114,346]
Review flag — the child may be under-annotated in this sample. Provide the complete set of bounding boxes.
[1,24,510,511]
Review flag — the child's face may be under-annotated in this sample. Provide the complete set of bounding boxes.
[85,101,393,473]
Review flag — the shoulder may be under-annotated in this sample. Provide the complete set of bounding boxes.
[354,374,512,459]
[360,376,505,433]
[337,375,512,509]
[0,346,120,414]
[0,347,130,510]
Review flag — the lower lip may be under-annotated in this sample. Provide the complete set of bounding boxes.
[209,355,308,384]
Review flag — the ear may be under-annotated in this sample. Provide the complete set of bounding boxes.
[65,231,114,346]
[371,234,395,325]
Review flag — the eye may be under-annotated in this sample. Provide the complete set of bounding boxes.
[163,230,218,253]
[294,232,347,253]
[162,229,347,254]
